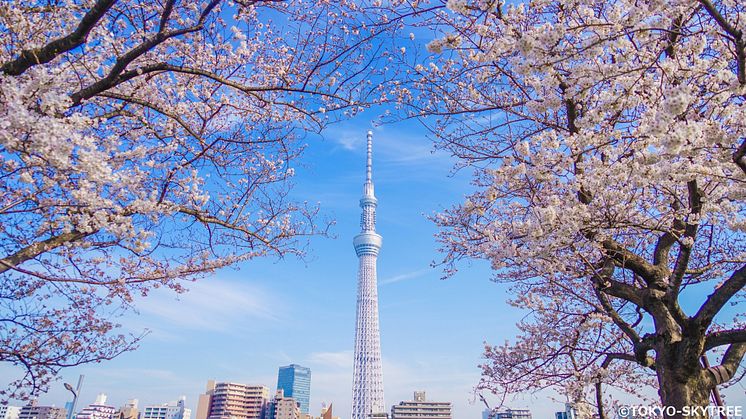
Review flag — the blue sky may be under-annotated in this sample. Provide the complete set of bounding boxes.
[4,117,745,419]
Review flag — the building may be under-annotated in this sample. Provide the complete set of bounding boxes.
[75,394,115,419]
[484,408,532,419]
[555,403,577,419]
[141,398,190,419]
[197,381,269,419]
[313,404,339,419]
[195,381,216,419]
[491,409,531,419]
[390,392,450,419]
[113,400,138,419]
[276,364,311,415]
[0,406,21,419]
[351,130,386,419]
[266,390,300,419]
[19,401,67,419]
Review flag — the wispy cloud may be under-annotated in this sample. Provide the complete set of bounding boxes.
[323,122,452,167]
[335,132,365,151]
[380,268,431,285]
[92,367,181,382]
[307,350,353,369]
[130,278,282,333]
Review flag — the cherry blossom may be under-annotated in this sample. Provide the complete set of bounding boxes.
[393,0,746,415]
[0,0,399,399]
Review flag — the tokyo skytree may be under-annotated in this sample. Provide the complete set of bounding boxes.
[351,130,385,419]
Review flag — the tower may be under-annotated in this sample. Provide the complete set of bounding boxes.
[351,130,385,419]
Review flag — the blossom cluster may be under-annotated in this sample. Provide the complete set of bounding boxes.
[0,0,398,399]
[395,0,746,408]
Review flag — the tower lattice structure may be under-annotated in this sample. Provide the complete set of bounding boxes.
[351,130,385,419]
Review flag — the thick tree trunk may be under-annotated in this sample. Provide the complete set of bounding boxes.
[656,350,712,419]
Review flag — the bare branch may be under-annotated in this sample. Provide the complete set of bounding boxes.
[705,329,746,351]
[693,265,746,328]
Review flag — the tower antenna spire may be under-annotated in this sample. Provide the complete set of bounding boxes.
[366,130,373,183]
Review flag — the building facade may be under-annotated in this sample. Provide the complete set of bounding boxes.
[75,394,116,419]
[493,409,531,419]
[555,403,578,419]
[19,401,67,419]
[195,381,216,419]
[390,392,450,419]
[141,398,190,419]
[113,400,138,419]
[313,404,338,419]
[197,381,269,419]
[0,406,21,419]
[351,130,386,419]
[276,364,311,415]
[484,408,533,419]
[266,390,300,419]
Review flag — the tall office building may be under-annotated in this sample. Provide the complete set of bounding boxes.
[351,130,385,419]
[141,397,191,419]
[390,392,451,419]
[0,406,21,419]
[277,364,311,415]
[554,403,578,419]
[197,381,269,419]
[19,401,67,419]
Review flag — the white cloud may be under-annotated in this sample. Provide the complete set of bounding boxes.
[130,278,283,333]
[307,350,354,370]
[336,133,364,151]
[380,268,431,286]
[323,122,450,167]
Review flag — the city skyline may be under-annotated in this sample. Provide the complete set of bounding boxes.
[0,120,522,418]
[3,121,744,418]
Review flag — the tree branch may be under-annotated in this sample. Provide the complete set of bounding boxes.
[594,287,642,346]
[698,0,745,85]
[1,0,117,75]
[693,265,746,328]
[734,139,746,175]
[706,342,746,386]
[670,181,702,289]
[69,0,221,106]
[602,238,665,286]
[176,207,274,247]
[705,329,746,351]
[0,230,95,275]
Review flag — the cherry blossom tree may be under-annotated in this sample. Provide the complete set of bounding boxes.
[0,0,399,399]
[393,0,746,415]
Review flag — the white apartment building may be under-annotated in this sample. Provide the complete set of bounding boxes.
[390,392,451,419]
[141,397,191,419]
[0,406,21,419]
